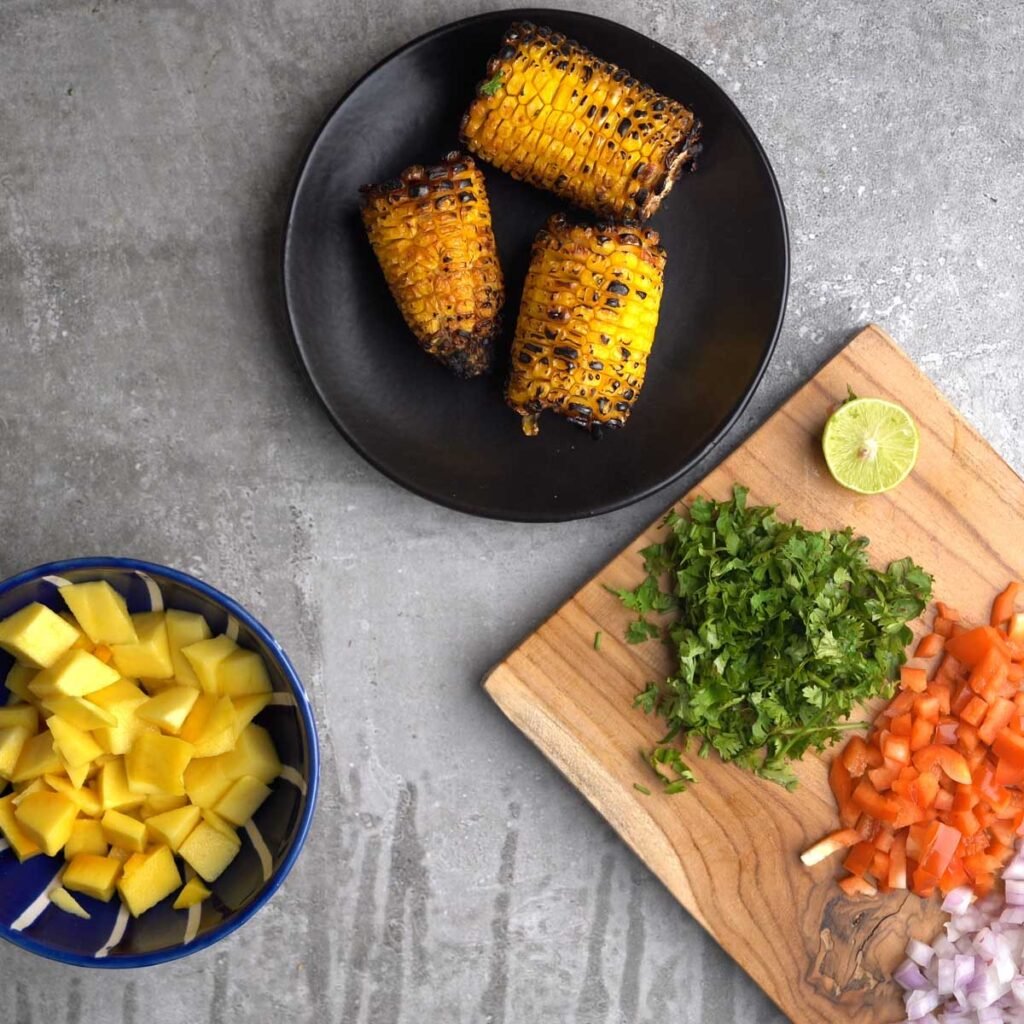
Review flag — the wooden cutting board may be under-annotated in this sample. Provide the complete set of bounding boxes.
[484,324,1024,1024]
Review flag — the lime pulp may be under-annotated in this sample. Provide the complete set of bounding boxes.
[822,397,919,494]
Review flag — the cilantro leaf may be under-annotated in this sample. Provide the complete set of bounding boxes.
[479,71,503,96]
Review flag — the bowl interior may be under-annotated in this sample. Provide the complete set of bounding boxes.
[0,561,316,966]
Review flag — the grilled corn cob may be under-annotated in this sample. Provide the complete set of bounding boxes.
[461,22,701,220]
[360,152,504,378]
[506,214,666,436]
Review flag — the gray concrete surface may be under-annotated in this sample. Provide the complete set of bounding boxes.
[0,1,1022,1021]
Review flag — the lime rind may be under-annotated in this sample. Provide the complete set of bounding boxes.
[822,397,919,494]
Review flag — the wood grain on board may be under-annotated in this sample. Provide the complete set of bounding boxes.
[484,324,1024,1024]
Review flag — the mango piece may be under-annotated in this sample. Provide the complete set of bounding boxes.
[50,886,91,919]
[178,820,240,882]
[183,757,232,808]
[45,774,102,816]
[63,853,121,901]
[59,581,137,645]
[165,610,211,687]
[126,733,193,796]
[14,791,78,856]
[11,732,62,782]
[0,726,30,779]
[63,759,91,790]
[214,775,272,826]
[110,612,173,679]
[107,846,131,864]
[117,844,181,917]
[0,705,39,732]
[0,793,41,861]
[4,664,36,704]
[231,693,272,736]
[0,602,80,668]
[29,649,120,699]
[41,696,115,731]
[173,877,211,910]
[98,757,145,811]
[181,635,238,694]
[146,804,201,851]
[200,808,237,839]
[89,681,151,755]
[180,695,237,758]
[221,724,281,784]
[101,809,148,852]
[64,818,108,859]
[140,793,188,819]
[217,649,272,697]
[11,777,50,804]
[121,851,148,878]
[57,612,91,652]
[139,676,178,696]
[46,715,103,768]
[136,686,200,734]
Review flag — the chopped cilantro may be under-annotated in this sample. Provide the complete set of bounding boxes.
[479,71,503,97]
[633,783,652,796]
[617,485,932,790]
[593,630,602,650]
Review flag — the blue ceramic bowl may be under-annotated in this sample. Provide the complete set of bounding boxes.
[0,558,319,967]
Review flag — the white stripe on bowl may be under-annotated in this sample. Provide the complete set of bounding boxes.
[224,615,240,641]
[134,571,163,611]
[278,765,307,795]
[42,575,72,588]
[244,820,273,882]
[268,692,297,707]
[95,902,130,958]
[0,838,9,853]
[184,901,202,945]
[11,869,64,931]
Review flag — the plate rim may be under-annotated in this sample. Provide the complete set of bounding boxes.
[281,7,790,523]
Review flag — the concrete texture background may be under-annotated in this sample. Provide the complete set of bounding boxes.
[0,0,1021,1021]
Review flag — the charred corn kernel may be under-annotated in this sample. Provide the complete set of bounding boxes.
[506,214,666,436]
[461,22,701,220]
[360,152,504,378]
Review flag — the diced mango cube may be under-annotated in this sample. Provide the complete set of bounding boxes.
[183,757,233,808]
[45,774,103,817]
[136,686,200,734]
[173,877,211,910]
[29,649,120,699]
[231,694,272,736]
[64,818,108,860]
[217,649,272,697]
[41,696,115,731]
[0,602,80,668]
[11,777,49,804]
[165,610,211,687]
[98,758,145,811]
[117,845,181,917]
[146,804,201,851]
[214,775,272,826]
[107,846,131,864]
[0,793,41,861]
[180,695,237,758]
[139,793,187,819]
[59,581,137,645]
[4,664,36,703]
[125,733,193,796]
[62,759,91,790]
[57,612,91,651]
[110,612,173,679]
[46,715,103,768]
[0,705,39,732]
[85,678,147,710]
[0,726,30,779]
[50,886,91,919]
[101,809,148,852]
[121,851,148,878]
[178,820,240,882]
[181,635,238,694]
[200,808,237,839]
[221,725,281,784]
[11,732,62,782]
[14,791,78,856]
[63,853,122,901]
[89,680,151,755]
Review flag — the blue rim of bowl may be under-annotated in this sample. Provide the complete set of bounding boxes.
[0,556,320,969]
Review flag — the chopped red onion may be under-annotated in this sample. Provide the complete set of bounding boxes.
[945,888,978,915]
[907,989,942,1019]
[897,959,932,991]
[1007,880,1024,906]
[910,939,939,968]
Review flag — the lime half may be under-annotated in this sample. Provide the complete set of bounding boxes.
[822,397,919,494]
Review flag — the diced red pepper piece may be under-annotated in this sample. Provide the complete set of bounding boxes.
[946,626,1009,668]
[841,736,872,778]
[979,697,1016,746]
[829,756,859,828]
[992,582,1022,627]
[1009,613,1024,644]
[993,727,1024,769]
[888,832,907,889]
[913,744,973,785]
[843,841,877,878]
[891,713,913,738]
[799,828,863,866]
[933,788,954,812]
[852,780,900,823]
[951,809,981,836]
[838,874,877,897]
[882,733,911,765]
[934,617,955,638]
[937,601,960,621]
[868,765,896,791]
[916,633,945,658]
[909,716,934,752]
[919,821,960,878]
[900,666,928,693]
[960,695,989,727]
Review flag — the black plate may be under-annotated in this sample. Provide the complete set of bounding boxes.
[283,9,788,522]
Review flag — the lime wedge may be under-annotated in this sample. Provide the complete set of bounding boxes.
[822,397,919,494]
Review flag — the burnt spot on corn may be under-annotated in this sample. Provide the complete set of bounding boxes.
[459,22,700,219]
[359,153,504,378]
[505,214,666,435]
